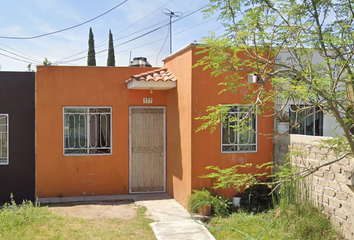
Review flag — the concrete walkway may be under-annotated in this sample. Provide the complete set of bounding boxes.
[132,193,215,240]
[39,193,215,240]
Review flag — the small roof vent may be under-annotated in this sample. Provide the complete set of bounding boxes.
[129,57,152,67]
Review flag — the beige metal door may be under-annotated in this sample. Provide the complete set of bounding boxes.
[129,107,166,193]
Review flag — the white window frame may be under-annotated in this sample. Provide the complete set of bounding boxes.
[221,105,257,153]
[63,107,112,156]
[0,114,9,165]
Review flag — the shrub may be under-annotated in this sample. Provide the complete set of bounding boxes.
[187,188,214,214]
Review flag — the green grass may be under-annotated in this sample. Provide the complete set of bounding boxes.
[206,180,339,240]
[0,200,155,240]
[207,203,338,240]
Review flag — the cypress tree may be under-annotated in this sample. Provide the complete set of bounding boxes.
[107,29,115,66]
[87,27,96,66]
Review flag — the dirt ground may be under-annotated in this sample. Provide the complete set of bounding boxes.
[48,200,137,220]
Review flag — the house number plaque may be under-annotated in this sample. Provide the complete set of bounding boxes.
[143,98,153,104]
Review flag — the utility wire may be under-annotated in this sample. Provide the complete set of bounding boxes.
[92,0,173,52]
[55,22,170,64]
[0,47,41,64]
[56,4,209,64]
[2,8,216,66]
[155,26,170,66]
[116,16,217,59]
[55,3,209,64]
[55,19,170,63]
[114,0,174,38]
[0,0,128,40]
[0,52,38,64]
[0,42,41,63]
[55,1,173,63]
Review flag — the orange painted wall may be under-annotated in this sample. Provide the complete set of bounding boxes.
[36,45,274,202]
[164,45,274,202]
[36,66,167,198]
[189,47,274,199]
[164,49,193,207]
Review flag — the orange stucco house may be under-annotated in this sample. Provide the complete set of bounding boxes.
[36,44,273,206]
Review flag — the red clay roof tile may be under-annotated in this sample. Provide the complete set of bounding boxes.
[125,68,177,83]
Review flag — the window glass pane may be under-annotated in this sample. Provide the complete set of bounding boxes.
[64,107,111,155]
[99,114,110,148]
[299,109,306,134]
[0,114,8,164]
[64,113,87,149]
[222,116,237,145]
[65,149,88,154]
[77,114,87,148]
[289,106,298,134]
[1,132,7,160]
[89,108,111,113]
[89,114,98,148]
[221,105,256,153]
[315,108,323,136]
[64,108,88,113]
[289,105,323,136]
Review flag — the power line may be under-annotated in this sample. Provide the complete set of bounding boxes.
[0,3,212,67]
[94,1,174,52]
[115,17,218,56]
[0,42,41,63]
[3,13,217,67]
[55,22,170,64]
[54,20,170,63]
[0,52,38,64]
[0,47,41,64]
[114,0,174,38]
[0,0,128,40]
[54,21,170,64]
[156,26,170,66]
[54,4,209,65]
[55,2,173,63]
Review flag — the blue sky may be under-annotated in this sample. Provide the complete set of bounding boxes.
[0,0,223,71]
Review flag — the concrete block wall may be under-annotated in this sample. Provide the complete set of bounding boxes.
[274,134,354,239]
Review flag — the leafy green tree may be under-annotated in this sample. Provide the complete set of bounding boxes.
[27,63,34,72]
[107,29,115,66]
[42,58,52,66]
[196,0,354,183]
[87,27,96,66]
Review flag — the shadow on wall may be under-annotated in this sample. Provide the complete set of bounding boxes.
[166,88,184,196]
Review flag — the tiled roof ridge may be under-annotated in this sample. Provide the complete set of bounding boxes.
[125,68,177,83]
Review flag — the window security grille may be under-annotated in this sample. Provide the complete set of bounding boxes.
[64,107,112,155]
[221,105,257,153]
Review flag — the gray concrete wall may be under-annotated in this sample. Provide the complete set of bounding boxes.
[274,134,354,239]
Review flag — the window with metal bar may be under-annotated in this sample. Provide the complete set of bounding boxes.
[63,107,112,155]
[221,105,257,153]
[0,114,8,164]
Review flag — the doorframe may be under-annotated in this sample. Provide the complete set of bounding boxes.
[128,106,166,194]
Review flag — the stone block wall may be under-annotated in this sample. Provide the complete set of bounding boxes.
[274,134,354,239]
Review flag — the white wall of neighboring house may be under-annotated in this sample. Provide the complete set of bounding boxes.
[323,114,344,136]
[275,51,344,137]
